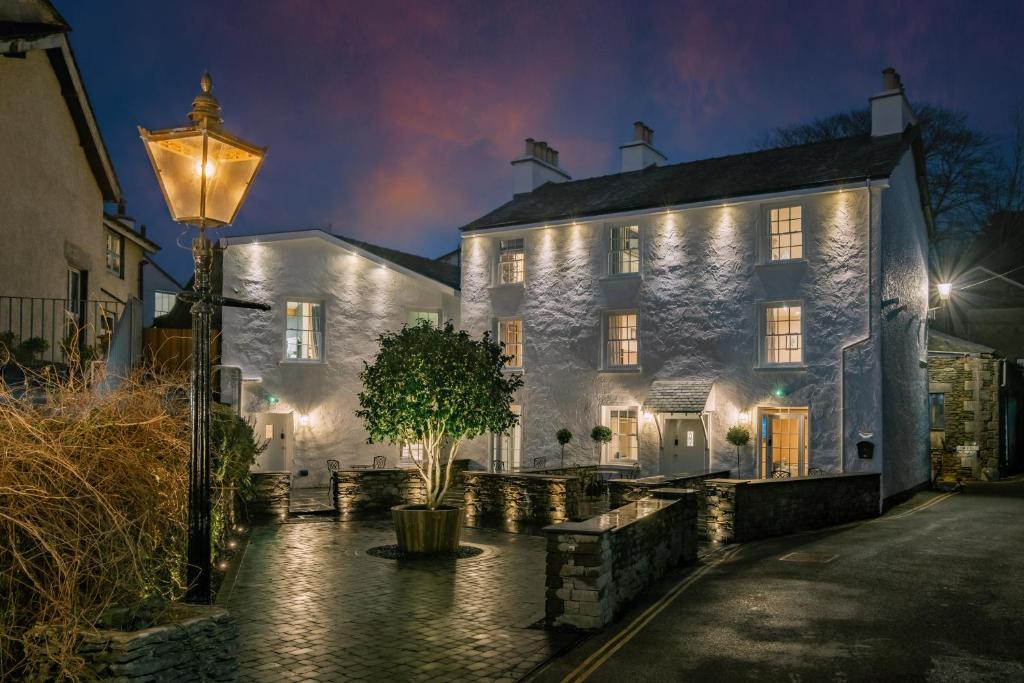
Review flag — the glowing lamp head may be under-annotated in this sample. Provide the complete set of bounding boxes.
[738,412,750,424]
[138,72,266,228]
[937,282,952,301]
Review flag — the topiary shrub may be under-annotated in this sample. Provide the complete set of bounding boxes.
[556,428,572,467]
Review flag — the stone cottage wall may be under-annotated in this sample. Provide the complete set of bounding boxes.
[928,355,1001,479]
[463,472,582,526]
[544,489,698,630]
[705,473,880,543]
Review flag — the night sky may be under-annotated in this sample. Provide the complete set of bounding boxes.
[59,1,1024,282]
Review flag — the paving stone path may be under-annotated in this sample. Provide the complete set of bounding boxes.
[223,519,576,682]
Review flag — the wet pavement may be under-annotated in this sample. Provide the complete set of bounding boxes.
[222,518,577,682]
[533,480,1024,682]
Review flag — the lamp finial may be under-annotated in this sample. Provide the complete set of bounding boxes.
[189,71,222,129]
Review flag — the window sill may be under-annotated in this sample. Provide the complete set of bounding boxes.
[502,367,524,375]
[280,359,328,366]
[755,258,808,270]
[600,273,642,282]
[488,282,525,291]
[601,365,642,374]
[754,364,808,372]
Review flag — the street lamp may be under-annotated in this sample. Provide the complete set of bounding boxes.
[937,282,953,301]
[139,73,267,604]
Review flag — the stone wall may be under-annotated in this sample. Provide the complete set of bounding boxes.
[77,604,237,681]
[608,470,731,508]
[544,489,698,630]
[705,473,880,543]
[333,460,472,519]
[928,355,1001,479]
[249,472,291,521]
[463,471,582,526]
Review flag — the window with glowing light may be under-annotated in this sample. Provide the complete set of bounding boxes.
[764,304,802,365]
[768,205,803,261]
[285,301,323,360]
[408,310,439,327]
[154,290,176,317]
[106,230,124,277]
[498,319,523,369]
[400,441,425,463]
[498,238,525,284]
[604,407,638,461]
[492,404,522,470]
[609,225,640,274]
[606,312,638,367]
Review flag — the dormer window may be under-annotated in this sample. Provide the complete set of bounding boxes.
[498,238,525,284]
[768,206,803,261]
[609,225,640,275]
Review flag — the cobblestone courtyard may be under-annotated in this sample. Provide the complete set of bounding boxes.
[222,518,575,682]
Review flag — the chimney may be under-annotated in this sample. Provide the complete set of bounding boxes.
[512,138,571,195]
[870,67,915,137]
[619,121,667,173]
[115,198,136,231]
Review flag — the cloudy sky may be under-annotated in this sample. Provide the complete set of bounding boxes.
[61,0,1024,281]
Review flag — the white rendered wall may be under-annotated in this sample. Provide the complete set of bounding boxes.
[221,236,464,487]
[461,188,892,482]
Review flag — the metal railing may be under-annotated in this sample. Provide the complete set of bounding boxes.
[0,296,125,365]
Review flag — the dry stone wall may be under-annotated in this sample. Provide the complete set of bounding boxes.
[608,469,731,508]
[333,460,472,519]
[250,472,291,521]
[705,473,880,543]
[928,355,1001,479]
[463,471,582,526]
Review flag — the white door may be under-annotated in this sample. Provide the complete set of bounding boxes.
[254,412,294,472]
[661,418,706,474]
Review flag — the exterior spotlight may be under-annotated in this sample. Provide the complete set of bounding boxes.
[937,283,952,301]
[299,414,311,427]
[738,412,750,424]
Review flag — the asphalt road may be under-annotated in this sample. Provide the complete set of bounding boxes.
[532,479,1024,683]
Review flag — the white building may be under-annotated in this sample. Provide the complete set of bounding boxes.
[220,230,460,487]
[458,70,933,502]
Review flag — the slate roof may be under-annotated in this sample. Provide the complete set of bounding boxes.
[340,236,461,290]
[462,131,914,232]
[928,329,995,356]
[644,379,715,413]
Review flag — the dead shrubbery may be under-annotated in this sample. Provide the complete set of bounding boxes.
[0,364,190,679]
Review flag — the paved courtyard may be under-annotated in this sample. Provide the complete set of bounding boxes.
[222,518,576,682]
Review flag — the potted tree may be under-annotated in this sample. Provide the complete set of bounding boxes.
[357,320,522,553]
[556,428,573,467]
[726,425,751,479]
[591,425,612,461]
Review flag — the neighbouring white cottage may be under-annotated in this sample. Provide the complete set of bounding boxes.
[219,230,460,488]
[458,69,933,503]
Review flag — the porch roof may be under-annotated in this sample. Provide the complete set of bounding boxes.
[644,379,714,413]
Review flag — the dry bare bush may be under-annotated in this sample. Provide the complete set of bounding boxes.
[0,360,191,680]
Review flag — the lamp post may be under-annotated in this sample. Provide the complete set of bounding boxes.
[140,73,268,603]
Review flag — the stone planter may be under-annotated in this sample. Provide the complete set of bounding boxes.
[391,504,462,553]
[75,604,237,681]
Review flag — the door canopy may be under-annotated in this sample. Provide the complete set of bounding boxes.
[644,379,714,414]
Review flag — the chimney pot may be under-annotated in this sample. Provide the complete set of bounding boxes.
[512,136,570,193]
[871,67,915,136]
[882,67,901,91]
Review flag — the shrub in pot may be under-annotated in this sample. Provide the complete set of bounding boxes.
[556,428,572,467]
[726,424,751,479]
[356,320,522,553]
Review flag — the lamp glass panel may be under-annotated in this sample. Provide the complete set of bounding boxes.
[202,132,264,225]
[143,130,205,221]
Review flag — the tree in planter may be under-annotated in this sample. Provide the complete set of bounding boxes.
[726,425,751,479]
[556,428,573,467]
[356,320,523,509]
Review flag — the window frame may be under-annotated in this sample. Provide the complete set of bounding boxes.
[154,290,176,318]
[407,309,441,327]
[496,317,524,370]
[607,224,641,277]
[491,404,523,471]
[283,298,326,363]
[603,309,640,370]
[496,237,526,286]
[759,300,805,368]
[602,405,640,463]
[760,203,806,264]
[106,230,125,278]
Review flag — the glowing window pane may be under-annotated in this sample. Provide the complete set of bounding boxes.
[768,205,803,261]
[765,304,802,364]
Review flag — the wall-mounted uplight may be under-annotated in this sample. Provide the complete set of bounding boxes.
[299,414,311,427]
[737,411,750,424]
[937,282,952,301]
[642,410,654,422]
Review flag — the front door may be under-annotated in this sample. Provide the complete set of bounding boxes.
[760,409,808,477]
[254,412,294,472]
[661,417,706,474]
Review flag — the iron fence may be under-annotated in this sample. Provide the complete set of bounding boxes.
[0,296,125,365]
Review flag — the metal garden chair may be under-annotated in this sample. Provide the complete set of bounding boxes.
[326,459,340,501]
[492,459,505,473]
[372,455,387,469]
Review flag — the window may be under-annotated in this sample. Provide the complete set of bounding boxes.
[401,441,425,463]
[498,319,523,369]
[492,405,522,470]
[609,225,640,275]
[66,268,82,319]
[408,310,439,327]
[764,304,802,365]
[498,239,525,284]
[605,408,638,461]
[154,290,176,317]
[686,430,695,447]
[285,301,323,360]
[768,205,803,261]
[929,393,946,449]
[606,312,638,367]
[106,230,124,277]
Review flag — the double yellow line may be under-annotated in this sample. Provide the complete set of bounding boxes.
[882,491,958,520]
[561,544,744,683]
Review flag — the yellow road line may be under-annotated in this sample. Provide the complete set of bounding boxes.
[562,545,744,683]
[883,491,957,520]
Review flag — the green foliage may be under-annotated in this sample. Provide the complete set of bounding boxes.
[210,403,264,558]
[556,428,573,446]
[590,425,613,444]
[0,331,50,363]
[356,320,523,507]
[726,425,751,447]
